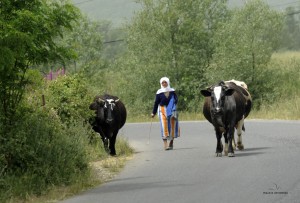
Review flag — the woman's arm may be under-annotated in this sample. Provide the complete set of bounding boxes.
[152,94,160,115]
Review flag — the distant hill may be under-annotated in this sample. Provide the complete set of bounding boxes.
[72,0,141,27]
[72,0,299,27]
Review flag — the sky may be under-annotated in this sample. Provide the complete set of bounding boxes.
[72,0,300,27]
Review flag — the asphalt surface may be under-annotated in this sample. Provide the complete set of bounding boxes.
[61,120,300,203]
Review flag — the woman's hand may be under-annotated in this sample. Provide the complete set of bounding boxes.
[151,113,155,118]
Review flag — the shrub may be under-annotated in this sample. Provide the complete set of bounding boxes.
[44,73,95,126]
[0,107,90,201]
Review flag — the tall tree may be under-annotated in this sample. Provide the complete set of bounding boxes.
[210,0,283,106]
[58,15,105,75]
[280,6,300,50]
[0,0,79,131]
[122,0,229,111]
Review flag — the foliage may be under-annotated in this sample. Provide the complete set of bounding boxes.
[0,69,134,201]
[42,14,126,79]
[209,0,283,108]
[117,0,229,113]
[0,0,79,135]
[0,107,90,201]
[0,1,133,201]
[280,6,300,51]
[250,51,300,119]
[43,73,94,125]
[56,15,106,75]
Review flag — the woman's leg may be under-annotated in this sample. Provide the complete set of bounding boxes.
[159,106,170,150]
[158,106,169,139]
[169,139,174,149]
[163,139,168,150]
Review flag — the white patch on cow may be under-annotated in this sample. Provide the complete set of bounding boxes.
[106,99,114,104]
[224,143,228,156]
[226,79,248,90]
[106,99,116,110]
[214,86,222,103]
[236,116,245,150]
[236,117,244,137]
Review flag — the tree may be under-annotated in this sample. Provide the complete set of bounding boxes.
[210,0,283,107]
[280,6,300,50]
[121,0,229,111]
[56,15,106,75]
[0,0,79,129]
[0,0,80,175]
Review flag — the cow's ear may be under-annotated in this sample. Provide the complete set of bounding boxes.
[225,88,235,96]
[89,103,97,110]
[200,89,211,97]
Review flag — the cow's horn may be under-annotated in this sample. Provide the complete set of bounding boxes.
[115,99,120,102]
[97,98,105,102]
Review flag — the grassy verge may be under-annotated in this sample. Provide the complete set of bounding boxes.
[126,111,206,123]
[5,136,134,203]
[249,97,300,120]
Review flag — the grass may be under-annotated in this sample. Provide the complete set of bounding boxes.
[12,155,133,203]
[249,96,300,120]
[4,136,134,203]
[126,111,206,123]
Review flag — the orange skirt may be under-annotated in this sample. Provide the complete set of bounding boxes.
[158,105,180,139]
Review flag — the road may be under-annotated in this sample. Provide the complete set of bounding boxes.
[62,120,300,203]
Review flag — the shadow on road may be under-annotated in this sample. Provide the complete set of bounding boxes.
[235,147,270,157]
[242,147,271,151]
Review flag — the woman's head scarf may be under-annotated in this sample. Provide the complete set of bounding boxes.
[156,77,175,94]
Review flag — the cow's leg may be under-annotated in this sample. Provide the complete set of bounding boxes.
[232,128,237,150]
[103,137,109,153]
[98,128,109,153]
[215,129,223,157]
[223,132,228,156]
[227,126,235,157]
[109,132,117,156]
[236,118,244,150]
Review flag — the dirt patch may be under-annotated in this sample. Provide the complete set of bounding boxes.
[90,155,133,183]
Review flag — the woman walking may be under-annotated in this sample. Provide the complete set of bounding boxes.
[151,77,180,150]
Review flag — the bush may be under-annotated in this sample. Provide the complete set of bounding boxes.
[44,73,95,126]
[0,107,90,201]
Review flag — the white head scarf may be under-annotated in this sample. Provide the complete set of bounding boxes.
[156,77,175,94]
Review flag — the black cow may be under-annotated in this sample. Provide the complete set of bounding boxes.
[200,81,252,157]
[89,94,127,156]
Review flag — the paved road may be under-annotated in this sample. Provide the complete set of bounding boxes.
[62,120,300,203]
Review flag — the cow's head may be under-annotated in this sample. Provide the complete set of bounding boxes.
[201,81,235,126]
[89,97,119,125]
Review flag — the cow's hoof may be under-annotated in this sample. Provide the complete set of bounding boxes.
[215,153,222,157]
[237,144,244,150]
[228,153,235,157]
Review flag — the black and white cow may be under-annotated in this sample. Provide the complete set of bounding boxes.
[89,94,127,156]
[200,81,252,157]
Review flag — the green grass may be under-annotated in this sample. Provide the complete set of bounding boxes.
[250,97,300,120]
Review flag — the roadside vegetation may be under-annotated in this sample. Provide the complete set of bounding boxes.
[0,0,300,202]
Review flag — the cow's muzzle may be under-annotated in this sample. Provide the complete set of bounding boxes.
[212,113,224,128]
[106,118,113,124]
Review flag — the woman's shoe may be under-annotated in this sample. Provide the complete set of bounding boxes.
[168,140,174,150]
[163,139,169,150]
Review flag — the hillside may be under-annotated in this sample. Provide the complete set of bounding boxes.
[72,0,141,27]
[72,0,299,27]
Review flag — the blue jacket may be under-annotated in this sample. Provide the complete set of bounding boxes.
[152,91,178,115]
